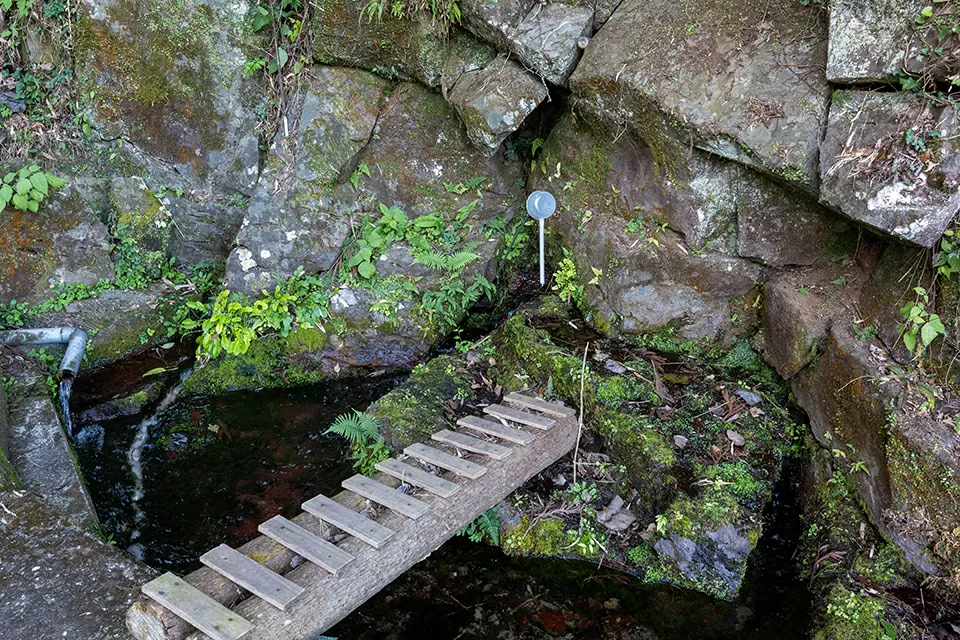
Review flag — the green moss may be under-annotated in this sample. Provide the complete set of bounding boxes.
[853,543,904,586]
[502,516,579,557]
[371,354,471,448]
[0,438,21,491]
[817,585,888,640]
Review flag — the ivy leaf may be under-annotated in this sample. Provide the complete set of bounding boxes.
[903,327,918,353]
[29,171,48,196]
[267,47,289,73]
[45,173,67,189]
[922,318,945,345]
[357,261,376,279]
[11,193,29,210]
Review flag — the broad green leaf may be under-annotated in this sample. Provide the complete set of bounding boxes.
[358,261,376,279]
[26,165,40,174]
[29,171,48,196]
[0,184,11,206]
[3,172,15,183]
[921,321,941,346]
[15,177,31,195]
[29,189,43,202]
[45,173,67,188]
[903,328,917,353]
[11,193,29,210]
[27,198,38,212]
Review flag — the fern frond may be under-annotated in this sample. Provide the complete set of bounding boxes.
[326,410,381,445]
[447,251,480,272]
[413,250,451,271]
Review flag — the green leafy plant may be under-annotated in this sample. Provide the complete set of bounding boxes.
[936,228,960,279]
[420,275,495,328]
[325,410,391,476]
[0,166,67,212]
[553,249,584,306]
[359,0,462,34]
[184,268,332,361]
[899,286,946,357]
[458,507,500,545]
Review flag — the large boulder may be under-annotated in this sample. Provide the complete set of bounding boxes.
[447,57,548,153]
[0,177,114,306]
[225,67,391,296]
[570,0,830,191]
[460,0,594,85]
[532,112,857,341]
[827,0,957,84]
[76,0,260,195]
[820,91,960,248]
[311,1,549,152]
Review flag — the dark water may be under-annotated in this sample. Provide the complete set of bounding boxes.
[328,457,809,640]
[74,376,401,573]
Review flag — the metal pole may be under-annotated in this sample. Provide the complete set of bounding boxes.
[539,218,545,285]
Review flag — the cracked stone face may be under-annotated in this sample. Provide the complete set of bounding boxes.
[820,91,960,247]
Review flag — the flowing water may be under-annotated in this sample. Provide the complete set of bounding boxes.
[125,368,193,557]
[58,377,74,440]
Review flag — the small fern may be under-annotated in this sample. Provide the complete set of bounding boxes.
[447,251,480,272]
[326,410,381,446]
[413,249,451,271]
[458,507,500,545]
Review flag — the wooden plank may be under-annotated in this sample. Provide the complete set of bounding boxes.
[458,415,536,446]
[504,392,576,417]
[129,407,580,640]
[483,404,556,430]
[375,458,461,498]
[200,545,303,611]
[342,474,430,520]
[403,442,487,480]
[432,429,513,460]
[302,494,395,549]
[141,572,253,640]
[258,516,354,575]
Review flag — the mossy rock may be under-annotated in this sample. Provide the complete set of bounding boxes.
[183,326,332,396]
[370,354,472,449]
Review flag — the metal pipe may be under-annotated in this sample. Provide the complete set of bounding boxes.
[0,327,89,377]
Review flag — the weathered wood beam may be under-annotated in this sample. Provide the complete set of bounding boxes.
[127,408,576,640]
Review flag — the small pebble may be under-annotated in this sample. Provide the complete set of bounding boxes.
[604,359,627,374]
[673,435,688,449]
[726,430,746,447]
[735,389,762,406]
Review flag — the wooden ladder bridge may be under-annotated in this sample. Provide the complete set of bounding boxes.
[127,393,578,640]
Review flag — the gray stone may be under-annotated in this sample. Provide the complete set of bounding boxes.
[726,430,746,447]
[734,389,762,406]
[448,57,548,154]
[225,67,390,296]
[462,0,593,85]
[0,490,155,640]
[6,374,98,527]
[571,0,830,190]
[604,359,627,374]
[35,285,170,367]
[0,177,114,306]
[820,91,960,248]
[673,434,688,449]
[826,0,933,83]
[77,0,260,195]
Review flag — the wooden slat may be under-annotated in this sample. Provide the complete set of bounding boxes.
[458,415,536,446]
[200,545,303,611]
[375,458,461,498]
[342,474,430,520]
[483,404,555,430]
[403,442,488,480]
[302,494,395,549]
[141,572,253,640]
[258,516,354,575]
[432,429,513,460]
[504,392,576,417]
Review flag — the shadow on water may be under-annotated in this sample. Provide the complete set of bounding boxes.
[328,457,809,640]
[74,375,402,573]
